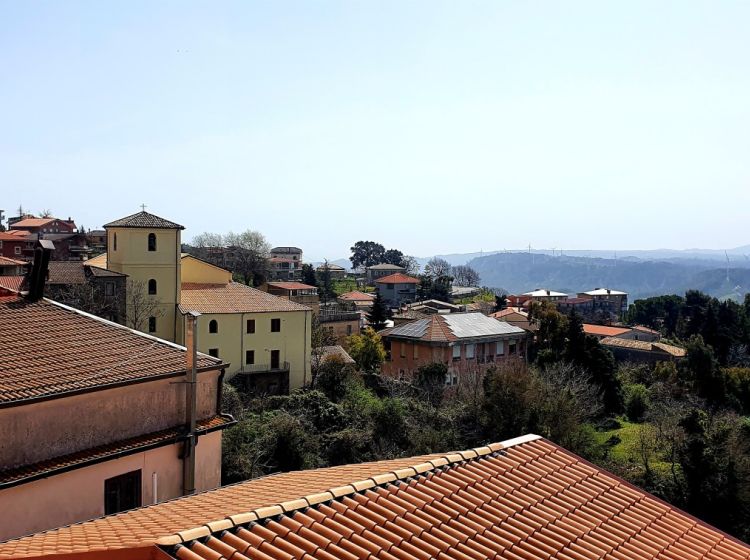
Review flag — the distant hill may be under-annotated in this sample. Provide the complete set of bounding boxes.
[467,252,750,301]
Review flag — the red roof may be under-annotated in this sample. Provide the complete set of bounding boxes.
[0,276,24,292]
[375,272,420,284]
[0,256,25,266]
[266,281,317,291]
[8,435,749,559]
[583,323,632,337]
[10,218,55,228]
[338,290,375,301]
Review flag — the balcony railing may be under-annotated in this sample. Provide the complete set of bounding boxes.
[238,361,290,374]
[319,311,360,323]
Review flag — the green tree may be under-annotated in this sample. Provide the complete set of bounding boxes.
[350,241,386,269]
[367,290,391,331]
[415,363,448,407]
[301,263,317,287]
[346,328,386,373]
[383,249,405,267]
[318,260,335,303]
[682,335,727,407]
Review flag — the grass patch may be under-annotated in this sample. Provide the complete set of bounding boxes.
[594,417,674,474]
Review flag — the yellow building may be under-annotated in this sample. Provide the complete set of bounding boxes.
[100,212,312,393]
[104,211,183,342]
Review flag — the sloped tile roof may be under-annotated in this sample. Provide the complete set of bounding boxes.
[338,291,375,301]
[0,415,234,488]
[0,276,25,293]
[0,297,221,406]
[318,345,356,364]
[9,218,55,228]
[375,272,420,284]
[10,436,747,559]
[87,265,126,278]
[0,453,446,559]
[163,435,750,560]
[179,282,311,314]
[600,337,687,357]
[83,253,107,267]
[266,282,317,291]
[582,323,632,337]
[46,261,86,285]
[103,211,184,230]
[0,257,25,266]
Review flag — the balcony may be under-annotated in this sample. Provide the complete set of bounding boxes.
[319,311,360,323]
[239,361,290,375]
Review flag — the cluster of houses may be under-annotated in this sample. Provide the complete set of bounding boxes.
[0,208,690,546]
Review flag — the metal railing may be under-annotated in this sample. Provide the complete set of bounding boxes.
[239,361,290,374]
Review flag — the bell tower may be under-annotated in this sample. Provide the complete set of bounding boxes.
[104,210,183,342]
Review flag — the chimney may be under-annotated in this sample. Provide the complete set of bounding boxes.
[26,240,55,302]
[183,311,201,496]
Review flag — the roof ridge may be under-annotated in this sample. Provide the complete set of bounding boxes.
[156,434,542,546]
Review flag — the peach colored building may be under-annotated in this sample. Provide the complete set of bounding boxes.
[380,312,528,383]
[0,292,233,542]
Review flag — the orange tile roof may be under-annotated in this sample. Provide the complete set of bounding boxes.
[7,436,748,559]
[600,336,687,357]
[179,282,311,314]
[9,218,55,228]
[375,272,420,284]
[266,281,317,291]
[0,297,221,406]
[0,256,26,266]
[83,253,107,268]
[103,211,184,230]
[0,276,24,293]
[338,291,375,301]
[0,415,234,488]
[582,323,632,337]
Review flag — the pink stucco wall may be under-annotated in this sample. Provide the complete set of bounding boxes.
[0,431,223,542]
[0,370,221,469]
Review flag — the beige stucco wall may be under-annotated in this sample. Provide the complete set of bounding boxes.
[107,227,182,342]
[0,370,220,469]
[180,310,312,389]
[0,431,222,542]
[181,255,232,284]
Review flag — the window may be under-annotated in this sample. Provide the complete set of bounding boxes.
[148,233,156,252]
[148,317,156,333]
[271,350,280,369]
[105,470,141,515]
[413,343,419,359]
[148,279,157,295]
[14,246,21,255]
[271,318,281,332]
[387,284,394,290]
[465,343,475,359]
[496,341,505,356]
[246,350,255,365]
[246,319,256,334]
[452,344,461,361]
[208,348,219,358]
[347,324,353,335]
[105,282,115,296]
[208,319,218,334]
[400,342,406,358]
[509,340,517,355]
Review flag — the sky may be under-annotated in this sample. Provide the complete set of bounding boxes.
[1,1,749,262]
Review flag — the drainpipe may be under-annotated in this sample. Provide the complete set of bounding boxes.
[183,311,200,496]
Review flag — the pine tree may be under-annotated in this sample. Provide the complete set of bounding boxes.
[367,291,391,331]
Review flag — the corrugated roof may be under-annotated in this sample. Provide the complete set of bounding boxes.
[179,282,311,314]
[0,297,221,406]
[522,288,568,297]
[103,211,184,230]
[375,273,420,284]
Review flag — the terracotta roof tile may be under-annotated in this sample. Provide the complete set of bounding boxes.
[265,282,317,291]
[10,218,55,228]
[179,282,311,314]
[375,273,420,285]
[0,415,234,488]
[103,211,184,229]
[0,257,26,266]
[582,324,632,337]
[0,298,221,406]
[46,262,87,285]
[338,291,375,301]
[600,337,686,357]
[0,276,24,292]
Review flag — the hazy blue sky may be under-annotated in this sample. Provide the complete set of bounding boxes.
[2,1,749,261]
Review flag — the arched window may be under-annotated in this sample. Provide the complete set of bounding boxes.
[148,279,157,295]
[113,232,117,251]
[148,233,156,252]
[209,319,218,334]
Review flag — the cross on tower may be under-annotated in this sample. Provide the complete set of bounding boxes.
[140,204,147,211]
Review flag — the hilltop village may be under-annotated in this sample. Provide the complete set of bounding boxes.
[2,209,750,557]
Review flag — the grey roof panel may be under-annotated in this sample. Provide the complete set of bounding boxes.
[443,313,525,338]
[387,318,430,339]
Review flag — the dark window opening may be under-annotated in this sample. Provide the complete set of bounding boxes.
[105,470,141,515]
[209,319,218,333]
[271,350,280,369]
[113,232,117,251]
[148,279,157,295]
[246,350,255,365]
[105,282,115,296]
[247,319,255,334]
[271,318,281,332]
[208,348,219,358]
[148,233,157,252]
[148,316,156,333]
